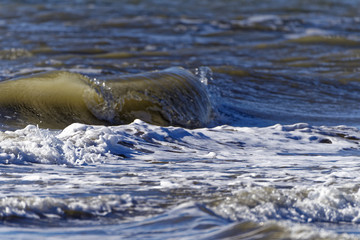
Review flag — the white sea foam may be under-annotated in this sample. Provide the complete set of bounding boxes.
[0,120,359,176]
[0,123,135,165]
[0,194,136,219]
[0,120,360,238]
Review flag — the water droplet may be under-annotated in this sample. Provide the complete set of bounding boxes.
[195,66,213,85]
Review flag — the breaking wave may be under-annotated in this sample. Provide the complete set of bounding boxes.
[0,67,213,129]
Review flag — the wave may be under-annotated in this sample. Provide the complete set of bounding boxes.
[0,67,213,129]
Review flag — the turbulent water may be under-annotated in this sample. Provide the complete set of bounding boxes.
[1,0,360,239]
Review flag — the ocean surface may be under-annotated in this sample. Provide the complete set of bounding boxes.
[1,0,360,239]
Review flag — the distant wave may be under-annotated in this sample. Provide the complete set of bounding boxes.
[0,67,213,129]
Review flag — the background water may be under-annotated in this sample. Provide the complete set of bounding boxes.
[1,0,360,239]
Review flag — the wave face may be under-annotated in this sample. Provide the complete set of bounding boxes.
[0,67,212,129]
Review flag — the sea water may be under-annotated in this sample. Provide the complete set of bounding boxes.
[0,0,360,239]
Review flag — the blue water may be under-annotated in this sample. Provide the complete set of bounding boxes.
[0,0,360,239]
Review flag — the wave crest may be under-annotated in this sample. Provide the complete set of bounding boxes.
[0,67,213,129]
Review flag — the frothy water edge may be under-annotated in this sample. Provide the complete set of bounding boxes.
[0,120,360,238]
